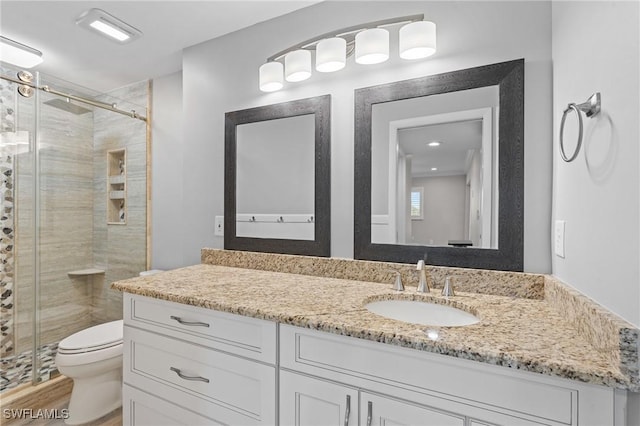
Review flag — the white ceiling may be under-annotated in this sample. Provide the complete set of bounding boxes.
[0,1,318,92]
[398,120,483,177]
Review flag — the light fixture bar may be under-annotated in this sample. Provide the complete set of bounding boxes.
[76,8,142,44]
[267,14,424,62]
[0,36,43,68]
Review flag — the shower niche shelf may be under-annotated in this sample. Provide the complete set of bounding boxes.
[107,148,127,225]
[68,268,106,277]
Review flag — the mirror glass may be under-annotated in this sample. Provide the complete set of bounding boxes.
[225,95,331,257]
[371,86,498,249]
[236,114,315,240]
[354,60,524,271]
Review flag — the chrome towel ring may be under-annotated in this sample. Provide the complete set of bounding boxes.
[559,92,601,162]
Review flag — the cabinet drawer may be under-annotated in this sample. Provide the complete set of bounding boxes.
[124,293,276,363]
[124,326,276,425]
[123,385,223,426]
[280,325,576,425]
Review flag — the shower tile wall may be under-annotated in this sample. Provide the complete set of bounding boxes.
[92,81,148,324]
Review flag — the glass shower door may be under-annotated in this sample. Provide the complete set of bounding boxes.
[1,66,147,393]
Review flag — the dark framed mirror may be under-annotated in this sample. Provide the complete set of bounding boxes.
[354,59,524,271]
[225,95,331,256]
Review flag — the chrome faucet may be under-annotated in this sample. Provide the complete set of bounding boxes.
[416,260,431,293]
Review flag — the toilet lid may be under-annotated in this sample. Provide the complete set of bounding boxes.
[58,320,123,353]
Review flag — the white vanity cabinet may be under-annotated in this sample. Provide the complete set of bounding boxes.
[122,294,277,426]
[121,294,622,426]
[279,325,618,426]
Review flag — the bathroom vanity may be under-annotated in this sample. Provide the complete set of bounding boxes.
[113,250,638,426]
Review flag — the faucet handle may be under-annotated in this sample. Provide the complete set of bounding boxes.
[416,260,431,294]
[441,276,455,297]
[388,270,404,292]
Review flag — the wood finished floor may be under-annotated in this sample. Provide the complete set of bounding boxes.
[7,396,121,426]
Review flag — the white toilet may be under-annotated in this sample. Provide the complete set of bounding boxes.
[55,320,124,424]
[55,271,162,424]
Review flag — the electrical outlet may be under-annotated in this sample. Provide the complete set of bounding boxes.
[554,220,565,258]
[214,216,224,236]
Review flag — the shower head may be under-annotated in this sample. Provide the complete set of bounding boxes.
[43,98,92,115]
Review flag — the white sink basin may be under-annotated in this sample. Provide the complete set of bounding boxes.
[365,300,479,327]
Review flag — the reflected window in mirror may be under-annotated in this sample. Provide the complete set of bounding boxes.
[355,60,524,271]
[225,95,331,257]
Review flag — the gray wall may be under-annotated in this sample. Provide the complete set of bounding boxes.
[411,175,466,246]
[158,1,553,271]
[151,71,184,270]
[552,1,639,327]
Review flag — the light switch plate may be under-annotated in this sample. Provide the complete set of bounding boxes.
[214,216,224,236]
[554,220,565,258]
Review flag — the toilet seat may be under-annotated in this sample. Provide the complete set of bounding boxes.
[57,320,123,356]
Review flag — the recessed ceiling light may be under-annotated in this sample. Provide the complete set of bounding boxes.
[0,36,43,68]
[427,141,441,147]
[76,9,142,44]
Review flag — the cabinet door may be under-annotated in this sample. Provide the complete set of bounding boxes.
[361,392,464,426]
[280,370,358,426]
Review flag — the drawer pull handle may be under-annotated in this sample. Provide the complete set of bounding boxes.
[366,401,372,426]
[169,367,210,383]
[170,315,210,327]
[343,394,351,426]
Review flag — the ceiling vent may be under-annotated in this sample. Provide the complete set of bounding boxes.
[76,8,142,44]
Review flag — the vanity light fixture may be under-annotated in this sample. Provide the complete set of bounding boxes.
[259,14,436,92]
[427,141,441,147]
[0,36,43,68]
[76,9,142,44]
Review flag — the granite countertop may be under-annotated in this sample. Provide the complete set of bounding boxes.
[112,263,638,391]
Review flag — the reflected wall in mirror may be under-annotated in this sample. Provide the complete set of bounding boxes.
[236,114,315,240]
[225,95,331,256]
[355,60,524,271]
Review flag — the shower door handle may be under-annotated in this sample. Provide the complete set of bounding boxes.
[169,367,210,383]
[169,315,210,328]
